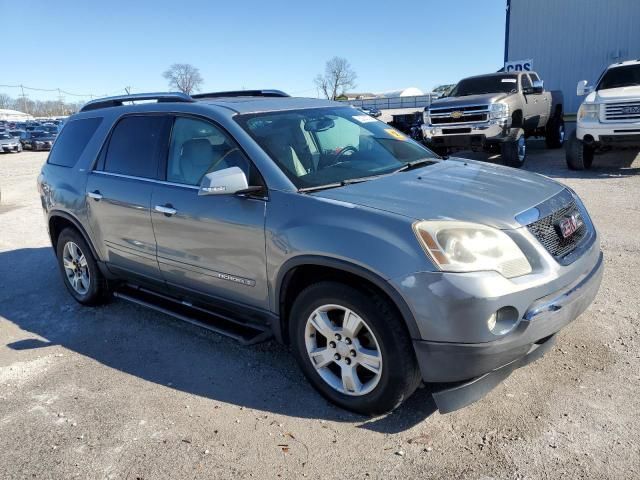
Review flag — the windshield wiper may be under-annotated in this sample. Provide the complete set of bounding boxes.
[298,173,386,193]
[395,158,438,172]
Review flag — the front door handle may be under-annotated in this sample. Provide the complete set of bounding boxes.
[154,204,177,216]
[87,190,103,201]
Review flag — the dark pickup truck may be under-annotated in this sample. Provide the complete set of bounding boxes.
[422,72,564,167]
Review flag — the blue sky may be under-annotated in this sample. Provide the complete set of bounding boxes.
[2,0,506,102]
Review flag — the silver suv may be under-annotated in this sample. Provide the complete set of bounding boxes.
[37,91,603,415]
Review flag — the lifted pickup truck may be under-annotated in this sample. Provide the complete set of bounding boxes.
[422,72,564,167]
[567,60,640,170]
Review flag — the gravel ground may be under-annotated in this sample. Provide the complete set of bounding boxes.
[1,145,639,480]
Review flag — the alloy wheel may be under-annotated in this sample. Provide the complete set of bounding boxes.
[517,135,526,162]
[304,304,383,396]
[62,241,90,295]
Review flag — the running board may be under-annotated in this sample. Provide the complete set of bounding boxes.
[113,285,273,345]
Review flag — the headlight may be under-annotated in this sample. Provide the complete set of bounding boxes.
[413,221,532,278]
[578,103,599,121]
[423,110,430,125]
[489,102,509,119]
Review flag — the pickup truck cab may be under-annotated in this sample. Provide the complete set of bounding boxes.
[567,60,640,170]
[422,72,565,167]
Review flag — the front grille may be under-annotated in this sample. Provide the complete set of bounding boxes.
[527,200,588,260]
[431,113,487,125]
[603,102,640,122]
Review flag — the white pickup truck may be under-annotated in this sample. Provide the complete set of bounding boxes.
[567,60,640,169]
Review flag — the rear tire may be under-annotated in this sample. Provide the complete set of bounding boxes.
[565,130,594,170]
[56,228,110,305]
[545,115,565,149]
[289,281,421,415]
[501,130,526,168]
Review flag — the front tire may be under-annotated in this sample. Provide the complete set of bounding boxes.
[289,281,421,415]
[565,130,594,170]
[56,228,110,305]
[501,131,526,167]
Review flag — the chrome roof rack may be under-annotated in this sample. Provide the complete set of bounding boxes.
[80,92,194,112]
[192,89,290,99]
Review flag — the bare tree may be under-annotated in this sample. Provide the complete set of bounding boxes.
[0,93,12,109]
[314,57,357,100]
[162,63,204,95]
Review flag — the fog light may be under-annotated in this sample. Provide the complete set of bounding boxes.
[487,307,519,335]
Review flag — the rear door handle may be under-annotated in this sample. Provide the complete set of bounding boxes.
[154,204,177,216]
[87,190,103,201]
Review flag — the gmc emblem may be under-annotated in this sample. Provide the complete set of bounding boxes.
[556,213,583,239]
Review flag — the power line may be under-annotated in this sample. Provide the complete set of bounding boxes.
[0,83,128,98]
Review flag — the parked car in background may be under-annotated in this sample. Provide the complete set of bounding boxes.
[0,132,22,153]
[358,107,382,118]
[23,130,56,151]
[38,91,602,415]
[567,59,640,170]
[422,72,564,167]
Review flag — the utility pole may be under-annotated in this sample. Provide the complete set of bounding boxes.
[20,84,28,114]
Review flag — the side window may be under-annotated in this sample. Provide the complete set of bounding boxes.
[529,73,540,83]
[167,117,252,186]
[104,115,171,179]
[48,117,102,167]
[521,74,532,90]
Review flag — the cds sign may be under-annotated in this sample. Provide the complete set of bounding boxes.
[505,59,533,72]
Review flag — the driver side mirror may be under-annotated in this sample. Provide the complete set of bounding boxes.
[198,167,251,196]
[577,80,593,96]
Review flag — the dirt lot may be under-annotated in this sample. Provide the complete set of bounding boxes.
[1,145,639,480]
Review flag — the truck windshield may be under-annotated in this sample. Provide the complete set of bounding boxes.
[597,64,640,90]
[236,106,437,190]
[449,75,519,97]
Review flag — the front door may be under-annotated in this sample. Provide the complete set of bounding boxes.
[150,116,269,309]
[86,114,172,283]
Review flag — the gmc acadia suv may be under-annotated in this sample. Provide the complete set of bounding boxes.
[37,91,603,415]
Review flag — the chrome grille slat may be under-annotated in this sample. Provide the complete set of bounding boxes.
[602,102,640,122]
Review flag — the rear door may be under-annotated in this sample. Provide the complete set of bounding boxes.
[85,114,172,284]
[149,116,269,309]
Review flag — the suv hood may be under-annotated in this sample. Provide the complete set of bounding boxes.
[430,93,511,109]
[312,159,564,229]
[595,85,640,102]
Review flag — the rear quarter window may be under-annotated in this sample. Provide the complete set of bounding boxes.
[47,117,103,167]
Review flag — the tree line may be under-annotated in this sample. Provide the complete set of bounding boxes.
[0,93,83,117]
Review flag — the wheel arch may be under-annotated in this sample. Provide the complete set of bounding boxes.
[275,255,421,344]
[48,211,100,261]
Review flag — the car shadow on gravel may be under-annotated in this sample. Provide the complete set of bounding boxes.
[0,247,437,433]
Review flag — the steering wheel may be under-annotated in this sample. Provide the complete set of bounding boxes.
[335,145,357,161]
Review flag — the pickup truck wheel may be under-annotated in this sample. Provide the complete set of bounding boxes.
[545,117,565,149]
[289,281,421,415]
[501,133,526,168]
[56,228,110,306]
[565,131,594,170]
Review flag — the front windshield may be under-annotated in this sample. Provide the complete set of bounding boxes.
[449,75,518,97]
[597,64,640,90]
[0,133,11,140]
[236,106,437,189]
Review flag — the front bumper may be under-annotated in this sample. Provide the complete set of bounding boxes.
[577,119,640,146]
[412,251,603,383]
[422,121,511,148]
[415,250,603,413]
[0,144,20,152]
